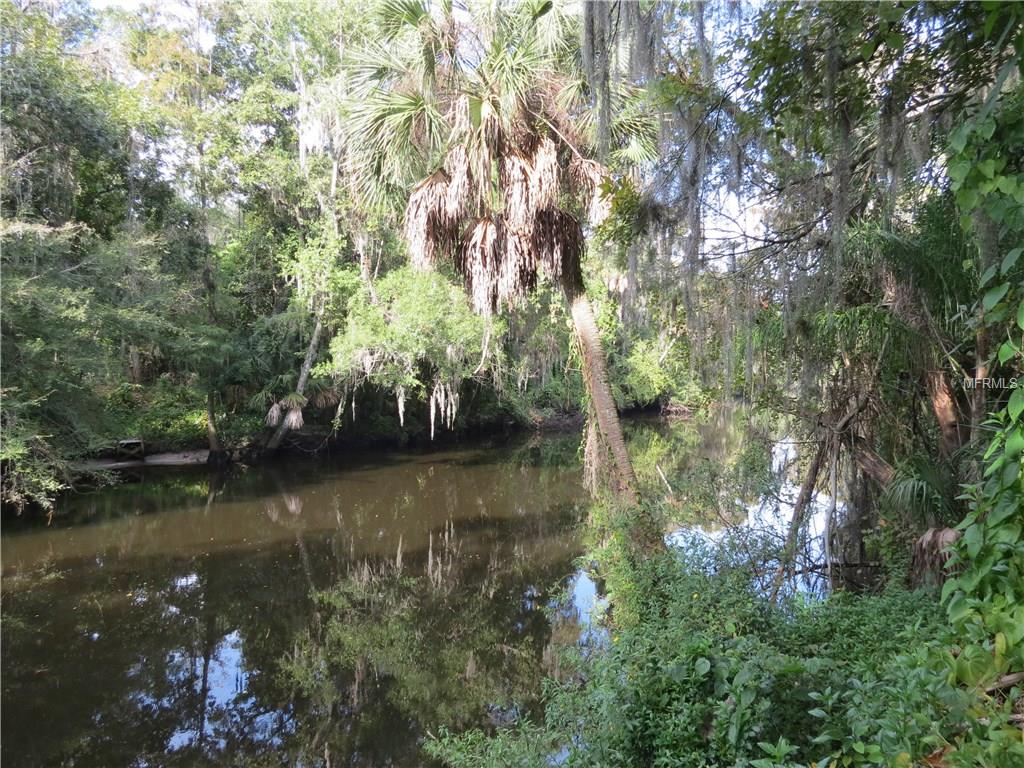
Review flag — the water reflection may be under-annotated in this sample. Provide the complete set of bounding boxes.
[2,435,587,767]
[2,414,775,767]
[655,417,848,597]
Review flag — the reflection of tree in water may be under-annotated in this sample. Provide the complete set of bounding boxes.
[2,437,586,767]
[623,410,776,525]
[279,506,583,767]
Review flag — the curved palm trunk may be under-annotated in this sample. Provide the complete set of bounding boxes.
[567,291,638,505]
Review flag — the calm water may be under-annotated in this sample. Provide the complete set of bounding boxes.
[2,433,594,767]
[2,412,790,767]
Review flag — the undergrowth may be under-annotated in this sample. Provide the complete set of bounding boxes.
[428,499,1023,768]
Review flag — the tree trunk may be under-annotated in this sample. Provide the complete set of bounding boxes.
[925,369,962,457]
[127,343,143,384]
[206,391,228,465]
[567,292,638,505]
[852,441,894,488]
[970,328,989,448]
[770,437,828,601]
[356,231,378,305]
[266,314,324,451]
[880,268,964,457]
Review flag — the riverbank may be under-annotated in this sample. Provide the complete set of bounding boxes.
[2,382,608,519]
[16,400,679,522]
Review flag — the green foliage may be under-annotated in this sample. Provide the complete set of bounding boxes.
[328,266,491,389]
[0,390,67,512]
[616,337,673,407]
[430,515,973,768]
[938,73,1024,763]
[882,456,960,528]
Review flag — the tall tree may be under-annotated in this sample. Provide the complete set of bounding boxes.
[348,0,651,502]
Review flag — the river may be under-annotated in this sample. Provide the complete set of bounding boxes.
[2,412,803,767]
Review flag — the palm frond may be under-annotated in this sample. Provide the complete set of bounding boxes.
[378,0,430,41]
[532,207,584,293]
[459,216,502,314]
[498,229,537,308]
[405,167,463,268]
[882,457,957,525]
[569,156,611,226]
[284,407,305,431]
[308,385,341,409]
[501,151,534,232]
[530,135,560,211]
[265,402,282,427]
[280,392,308,409]
[347,76,449,210]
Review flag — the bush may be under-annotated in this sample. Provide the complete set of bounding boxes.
[428,508,1020,768]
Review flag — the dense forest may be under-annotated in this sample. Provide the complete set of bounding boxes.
[1,0,1023,766]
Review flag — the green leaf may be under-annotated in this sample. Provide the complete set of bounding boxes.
[999,340,1019,364]
[1002,247,1022,275]
[1009,387,1024,422]
[948,159,971,184]
[1005,428,1024,458]
[1018,300,1024,330]
[947,594,970,624]
[989,497,1020,526]
[950,126,969,153]
[885,33,903,50]
[941,578,959,603]
[957,188,979,211]
[996,175,1018,196]
[695,657,711,676]
[983,282,1010,310]
[531,0,552,20]
[956,644,995,686]
[964,523,984,558]
[739,687,756,708]
[1002,461,1019,489]
[981,264,998,287]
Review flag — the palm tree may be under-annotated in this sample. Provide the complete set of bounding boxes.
[348,0,646,503]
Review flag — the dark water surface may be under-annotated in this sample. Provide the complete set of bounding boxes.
[2,433,594,767]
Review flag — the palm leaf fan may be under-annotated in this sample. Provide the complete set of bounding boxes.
[529,135,560,211]
[497,229,538,308]
[284,408,305,431]
[532,207,584,294]
[569,155,611,226]
[265,402,282,427]
[501,151,535,232]
[459,216,503,314]
[405,170,454,268]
